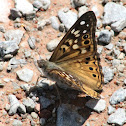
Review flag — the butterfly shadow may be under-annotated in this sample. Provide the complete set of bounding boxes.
[27,83,101,125]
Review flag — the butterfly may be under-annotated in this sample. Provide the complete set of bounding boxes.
[37,11,103,99]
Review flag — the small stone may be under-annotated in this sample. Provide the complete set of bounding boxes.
[98,30,112,45]
[118,31,126,40]
[103,2,126,25]
[97,46,103,54]
[5,104,10,111]
[31,112,38,119]
[0,25,5,33]
[107,108,126,126]
[28,36,36,49]
[0,62,3,71]
[111,18,126,32]
[78,6,88,17]
[33,0,43,9]
[8,95,20,115]
[39,0,51,10]
[24,50,31,58]
[109,88,126,105]
[59,23,66,32]
[102,67,114,84]
[107,105,115,115]
[23,98,35,112]
[71,0,87,7]
[18,104,26,114]
[117,64,125,72]
[16,68,33,82]
[112,59,120,66]
[15,0,33,15]
[124,79,126,85]
[20,84,31,91]
[37,79,50,89]
[113,48,120,57]
[50,16,59,30]
[37,20,49,30]
[40,118,46,126]
[10,8,22,18]
[58,8,77,31]
[46,39,60,52]
[12,119,22,126]
[85,99,106,113]
[118,52,125,59]
[105,43,113,50]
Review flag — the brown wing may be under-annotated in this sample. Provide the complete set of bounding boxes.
[49,11,97,63]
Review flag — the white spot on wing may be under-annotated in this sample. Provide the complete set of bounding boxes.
[80,21,85,25]
[71,29,75,34]
[87,24,89,27]
[74,30,80,35]
[75,34,80,37]
[83,30,87,33]
[72,44,79,49]
[74,39,78,43]
[81,48,86,54]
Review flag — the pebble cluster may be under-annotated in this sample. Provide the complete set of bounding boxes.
[0,0,126,126]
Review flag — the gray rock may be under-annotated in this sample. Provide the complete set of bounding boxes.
[28,36,36,49]
[107,105,115,115]
[92,5,100,17]
[0,25,5,33]
[12,119,22,126]
[24,50,31,58]
[85,99,106,113]
[37,79,50,89]
[23,98,35,112]
[78,6,88,17]
[18,104,26,114]
[57,104,85,126]
[5,104,10,111]
[102,66,114,83]
[119,32,126,40]
[15,0,34,15]
[111,18,126,32]
[16,68,33,82]
[31,112,38,119]
[112,59,120,66]
[105,43,114,50]
[12,82,20,90]
[4,30,24,44]
[107,108,126,126]
[10,8,22,18]
[124,79,126,85]
[71,0,87,7]
[0,40,19,60]
[20,84,31,91]
[109,88,126,105]
[117,64,125,72]
[46,39,60,52]
[37,19,50,30]
[97,46,103,54]
[40,118,46,125]
[8,95,20,115]
[98,30,112,45]
[59,23,66,32]
[118,52,125,60]
[103,2,126,25]
[0,62,3,71]
[33,0,43,9]
[38,0,51,10]
[50,16,59,30]
[58,8,77,31]
[113,48,121,57]
[39,96,54,109]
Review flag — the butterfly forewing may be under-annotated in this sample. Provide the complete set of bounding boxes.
[39,11,103,99]
[49,11,97,63]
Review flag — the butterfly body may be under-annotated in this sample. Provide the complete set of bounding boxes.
[38,11,103,99]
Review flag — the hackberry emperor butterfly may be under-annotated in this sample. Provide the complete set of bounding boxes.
[38,11,103,99]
